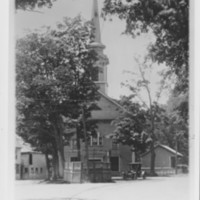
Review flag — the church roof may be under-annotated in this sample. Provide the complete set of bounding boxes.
[98,91,124,111]
[90,90,125,120]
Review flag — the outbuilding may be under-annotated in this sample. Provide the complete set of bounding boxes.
[141,144,183,176]
[21,146,47,180]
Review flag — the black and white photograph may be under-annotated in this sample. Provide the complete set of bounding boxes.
[1,0,199,200]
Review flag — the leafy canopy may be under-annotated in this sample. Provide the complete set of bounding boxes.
[16,16,100,150]
[15,0,56,10]
[102,0,189,94]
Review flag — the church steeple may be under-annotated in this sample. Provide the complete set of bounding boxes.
[90,0,108,95]
[91,0,101,44]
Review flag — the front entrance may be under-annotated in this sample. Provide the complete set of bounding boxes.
[110,157,119,172]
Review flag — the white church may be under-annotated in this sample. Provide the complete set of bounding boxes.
[64,0,132,176]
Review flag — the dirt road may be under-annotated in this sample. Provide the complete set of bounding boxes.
[15,175,190,200]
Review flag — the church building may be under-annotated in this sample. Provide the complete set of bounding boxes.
[64,0,132,176]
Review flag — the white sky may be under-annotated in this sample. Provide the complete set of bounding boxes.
[15,0,169,104]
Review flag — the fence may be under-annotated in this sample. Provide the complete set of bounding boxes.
[64,161,111,183]
[64,162,82,183]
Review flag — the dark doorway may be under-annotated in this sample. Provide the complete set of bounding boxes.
[110,157,119,171]
[171,156,176,168]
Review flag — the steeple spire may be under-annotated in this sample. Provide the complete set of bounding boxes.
[90,0,108,95]
[91,0,101,43]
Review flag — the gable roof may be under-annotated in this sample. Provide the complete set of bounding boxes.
[21,143,35,153]
[159,144,183,156]
[16,135,40,153]
[141,144,183,157]
[98,91,124,110]
[91,91,124,120]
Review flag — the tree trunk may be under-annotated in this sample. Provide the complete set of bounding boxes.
[57,147,65,178]
[52,148,59,180]
[52,114,65,179]
[45,153,51,180]
[150,104,156,176]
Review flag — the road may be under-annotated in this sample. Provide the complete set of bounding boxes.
[15,175,189,200]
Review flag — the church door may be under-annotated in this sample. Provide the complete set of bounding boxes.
[110,157,119,171]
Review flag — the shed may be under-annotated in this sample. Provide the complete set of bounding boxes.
[21,148,47,180]
[141,144,183,176]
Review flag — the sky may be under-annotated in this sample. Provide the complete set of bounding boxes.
[15,0,169,104]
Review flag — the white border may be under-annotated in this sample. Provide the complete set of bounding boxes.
[0,0,15,200]
[0,0,199,199]
[193,0,200,200]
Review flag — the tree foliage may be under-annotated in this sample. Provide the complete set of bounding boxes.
[113,56,170,169]
[102,0,189,94]
[16,16,100,179]
[113,96,152,161]
[163,92,189,163]
[102,1,189,168]
[15,0,56,10]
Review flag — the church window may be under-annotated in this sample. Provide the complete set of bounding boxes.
[90,132,103,146]
[71,139,77,149]
[91,136,98,145]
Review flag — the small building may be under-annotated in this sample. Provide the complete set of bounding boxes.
[15,136,48,180]
[20,146,47,180]
[141,144,183,176]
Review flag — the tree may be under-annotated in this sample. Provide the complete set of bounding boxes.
[17,110,57,179]
[118,56,169,175]
[15,0,56,10]
[167,91,188,124]
[103,0,189,95]
[113,96,152,162]
[164,93,189,163]
[102,0,189,171]
[16,16,100,179]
